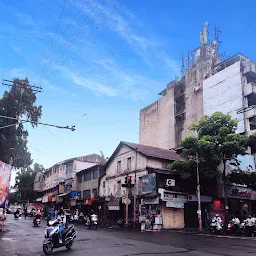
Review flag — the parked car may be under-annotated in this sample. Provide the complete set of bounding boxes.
[0,208,7,220]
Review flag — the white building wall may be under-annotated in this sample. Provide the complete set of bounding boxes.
[203,61,245,133]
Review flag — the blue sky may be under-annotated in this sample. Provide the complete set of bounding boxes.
[1,0,256,169]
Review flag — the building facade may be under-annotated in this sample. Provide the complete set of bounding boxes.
[139,23,256,152]
[38,154,105,208]
[99,141,189,229]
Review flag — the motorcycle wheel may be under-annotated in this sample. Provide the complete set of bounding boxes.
[92,224,97,230]
[66,241,73,250]
[43,242,53,255]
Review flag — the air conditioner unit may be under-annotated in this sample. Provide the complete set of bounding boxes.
[166,179,175,187]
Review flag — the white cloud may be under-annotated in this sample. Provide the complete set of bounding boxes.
[55,59,159,101]
[70,0,178,69]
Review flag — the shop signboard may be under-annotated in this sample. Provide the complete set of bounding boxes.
[141,173,156,195]
[166,201,184,208]
[70,191,79,199]
[219,184,256,200]
[159,188,188,203]
[141,197,159,205]
[42,195,48,203]
[59,184,65,194]
[188,194,212,203]
[0,161,12,207]
[108,198,120,210]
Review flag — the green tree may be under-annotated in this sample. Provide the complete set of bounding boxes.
[15,163,45,203]
[0,78,42,168]
[172,112,252,227]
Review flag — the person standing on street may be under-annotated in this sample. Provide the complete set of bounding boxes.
[245,215,254,237]
[24,207,28,219]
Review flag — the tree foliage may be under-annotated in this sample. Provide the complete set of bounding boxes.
[14,163,45,203]
[171,112,255,194]
[0,78,42,168]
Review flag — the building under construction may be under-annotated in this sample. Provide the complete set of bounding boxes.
[140,22,256,153]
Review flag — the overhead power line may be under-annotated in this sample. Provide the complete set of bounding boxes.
[43,0,121,83]
[0,115,76,131]
[2,79,42,93]
[42,0,111,78]
[39,0,67,85]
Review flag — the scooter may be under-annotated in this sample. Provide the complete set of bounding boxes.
[210,219,223,235]
[33,216,41,227]
[85,214,98,230]
[43,219,76,255]
[227,219,244,236]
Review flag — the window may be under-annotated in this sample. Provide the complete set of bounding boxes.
[77,174,82,183]
[103,181,105,188]
[117,161,122,172]
[84,171,91,182]
[83,190,91,199]
[127,157,131,171]
[138,177,143,194]
[117,181,121,191]
[92,168,98,179]
[92,189,98,197]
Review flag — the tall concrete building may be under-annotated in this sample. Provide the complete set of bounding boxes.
[140,22,256,150]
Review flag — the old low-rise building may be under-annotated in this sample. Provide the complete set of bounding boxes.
[76,164,106,217]
[99,141,188,229]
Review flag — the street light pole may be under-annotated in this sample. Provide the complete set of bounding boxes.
[196,152,203,232]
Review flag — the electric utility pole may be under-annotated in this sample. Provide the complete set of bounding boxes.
[196,152,203,232]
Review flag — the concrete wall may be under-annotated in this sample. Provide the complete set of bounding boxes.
[140,44,218,149]
[203,61,244,133]
[77,179,99,196]
[140,84,175,149]
[44,164,66,190]
[100,144,151,198]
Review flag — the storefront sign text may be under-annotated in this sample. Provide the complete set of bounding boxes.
[166,201,184,208]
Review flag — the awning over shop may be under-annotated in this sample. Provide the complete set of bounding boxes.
[36,197,42,202]
[58,192,70,197]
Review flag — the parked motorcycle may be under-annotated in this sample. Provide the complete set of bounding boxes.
[85,214,98,230]
[43,219,76,255]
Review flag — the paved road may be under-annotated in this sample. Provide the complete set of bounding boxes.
[1,216,256,255]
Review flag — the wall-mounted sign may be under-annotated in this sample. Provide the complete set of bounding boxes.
[188,194,212,203]
[108,205,120,211]
[141,173,156,195]
[166,201,184,208]
[159,188,187,203]
[219,184,256,200]
[166,179,175,187]
[141,197,159,205]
